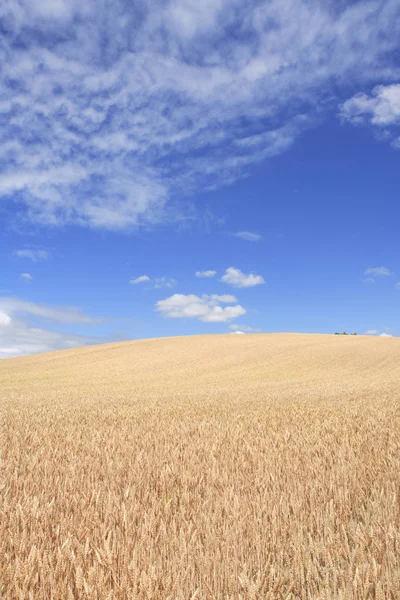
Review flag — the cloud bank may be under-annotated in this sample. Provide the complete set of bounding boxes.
[1,0,399,229]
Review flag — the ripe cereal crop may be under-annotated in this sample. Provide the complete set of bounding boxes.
[1,333,400,599]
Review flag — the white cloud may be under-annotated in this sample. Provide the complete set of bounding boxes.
[231,330,246,334]
[233,232,262,242]
[130,275,150,285]
[20,273,33,282]
[340,84,400,148]
[195,270,217,278]
[0,312,12,326]
[153,277,177,289]
[0,297,103,358]
[0,0,399,229]
[340,85,400,126]
[156,293,246,322]
[130,275,176,288]
[13,249,49,262]
[380,333,393,337]
[221,267,265,288]
[229,323,261,332]
[0,297,100,324]
[365,329,378,335]
[363,277,376,284]
[364,267,393,277]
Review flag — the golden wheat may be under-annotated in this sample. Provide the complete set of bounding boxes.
[1,334,400,599]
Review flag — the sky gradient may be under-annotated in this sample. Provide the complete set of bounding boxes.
[1,0,400,356]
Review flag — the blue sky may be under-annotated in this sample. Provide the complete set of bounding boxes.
[1,0,400,356]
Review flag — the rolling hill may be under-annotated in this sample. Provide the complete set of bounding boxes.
[1,334,400,599]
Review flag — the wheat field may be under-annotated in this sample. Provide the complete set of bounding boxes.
[1,333,400,600]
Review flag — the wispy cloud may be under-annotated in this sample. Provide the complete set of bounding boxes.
[365,329,378,335]
[13,248,49,262]
[221,267,264,288]
[0,297,101,324]
[229,323,261,332]
[364,267,393,277]
[0,322,100,358]
[232,232,262,242]
[153,277,177,289]
[20,273,33,282]
[0,297,103,358]
[156,293,245,322]
[0,1,399,229]
[130,275,150,285]
[195,270,217,278]
[130,275,176,288]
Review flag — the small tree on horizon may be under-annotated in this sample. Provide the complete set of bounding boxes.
[334,332,358,336]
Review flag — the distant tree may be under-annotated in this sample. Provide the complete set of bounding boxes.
[334,332,358,335]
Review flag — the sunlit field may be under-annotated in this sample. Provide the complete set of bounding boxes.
[1,334,400,599]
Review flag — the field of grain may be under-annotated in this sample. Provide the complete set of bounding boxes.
[1,333,400,599]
